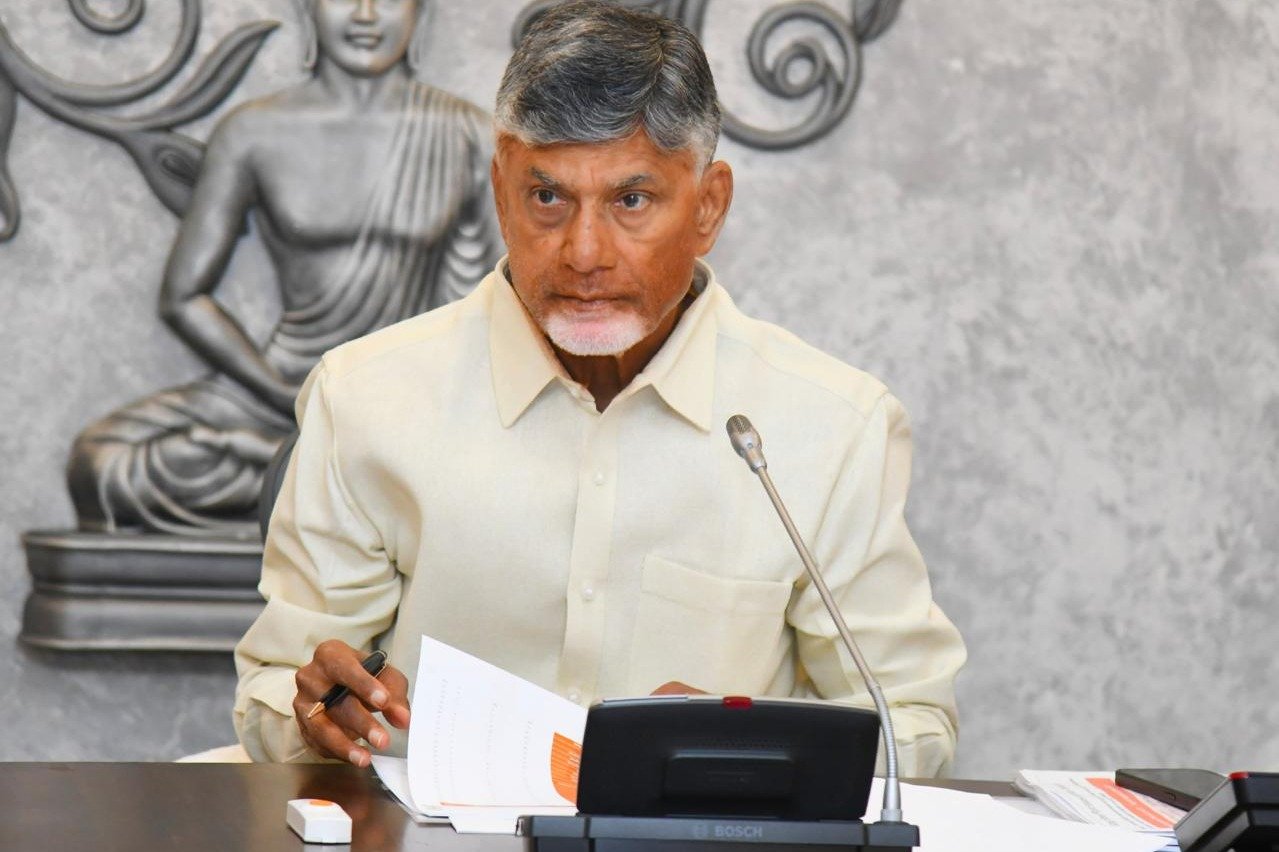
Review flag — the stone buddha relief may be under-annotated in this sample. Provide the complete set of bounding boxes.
[3,0,903,650]
[65,0,501,537]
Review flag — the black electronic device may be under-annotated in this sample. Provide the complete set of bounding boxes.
[1116,767,1227,811]
[520,696,917,852]
[575,695,879,821]
[1174,772,1279,852]
[521,813,920,852]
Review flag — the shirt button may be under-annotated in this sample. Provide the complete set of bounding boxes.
[582,587,595,602]
[568,690,581,704]
[592,472,606,486]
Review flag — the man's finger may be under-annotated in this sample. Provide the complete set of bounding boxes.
[294,663,368,711]
[295,673,393,752]
[315,644,391,709]
[293,641,398,763]
[325,697,390,750]
[305,713,373,766]
[293,691,364,764]
[377,665,412,729]
[301,713,383,765]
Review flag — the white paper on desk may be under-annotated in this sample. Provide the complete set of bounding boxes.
[1014,769,1183,832]
[889,780,1170,852]
[406,635,586,832]
[445,805,574,835]
[370,755,450,823]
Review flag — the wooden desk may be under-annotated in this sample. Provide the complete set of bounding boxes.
[0,762,1014,852]
[0,762,514,851]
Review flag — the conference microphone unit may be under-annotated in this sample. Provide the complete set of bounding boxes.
[726,414,906,826]
[521,417,919,852]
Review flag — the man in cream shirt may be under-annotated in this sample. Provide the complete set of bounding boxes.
[234,2,966,777]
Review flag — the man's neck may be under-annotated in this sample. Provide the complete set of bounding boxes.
[555,290,695,413]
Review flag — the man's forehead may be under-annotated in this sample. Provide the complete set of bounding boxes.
[529,165,655,190]
[497,132,697,183]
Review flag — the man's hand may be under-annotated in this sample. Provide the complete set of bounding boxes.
[650,681,708,696]
[293,640,411,767]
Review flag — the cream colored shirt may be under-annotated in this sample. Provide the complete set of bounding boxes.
[234,261,967,776]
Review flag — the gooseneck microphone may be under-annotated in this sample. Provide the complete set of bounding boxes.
[726,415,905,824]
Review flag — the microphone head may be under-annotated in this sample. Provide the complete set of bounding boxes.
[726,415,767,472]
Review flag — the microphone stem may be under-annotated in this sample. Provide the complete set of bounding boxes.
[756,468,904,823]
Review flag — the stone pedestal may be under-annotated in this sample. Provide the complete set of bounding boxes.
[21,531,264,652]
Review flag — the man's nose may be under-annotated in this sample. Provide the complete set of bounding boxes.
[561,209,616,274]
[352,0,377,23]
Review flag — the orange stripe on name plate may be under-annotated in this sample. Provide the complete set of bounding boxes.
[1085,778,1177,829]
[550,732,583,804]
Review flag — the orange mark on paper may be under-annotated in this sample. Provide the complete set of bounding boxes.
[1085,777,1177,830]
[550,732,582,804]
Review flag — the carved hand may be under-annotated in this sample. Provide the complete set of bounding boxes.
[187,425,281,463]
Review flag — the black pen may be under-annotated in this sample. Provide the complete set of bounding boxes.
[305,650,388,720]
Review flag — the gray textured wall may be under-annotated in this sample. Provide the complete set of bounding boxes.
[1,1,1276,779]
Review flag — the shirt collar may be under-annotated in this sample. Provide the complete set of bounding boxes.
[631,261,717,432]
[489,262,563,428]
[489,258,720,432]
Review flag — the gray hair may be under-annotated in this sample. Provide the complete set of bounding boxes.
[290,0,432,73]
[495,2,721,166]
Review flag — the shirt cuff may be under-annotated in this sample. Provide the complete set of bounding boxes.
[234,667,319,763]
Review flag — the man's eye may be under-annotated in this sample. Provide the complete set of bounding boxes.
[534,189,559,205]
[619,193,648,210]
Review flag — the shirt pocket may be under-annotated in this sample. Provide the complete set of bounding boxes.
[626,554,795,696]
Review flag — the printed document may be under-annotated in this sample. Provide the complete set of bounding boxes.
[890,780,1172,852]
[373,635,585,832]
[1014,770,1183,833]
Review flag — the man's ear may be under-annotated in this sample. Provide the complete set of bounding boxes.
[490,152,512,246]
[694,160,733,255]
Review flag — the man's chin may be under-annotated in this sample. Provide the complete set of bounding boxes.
[543,315,648,357]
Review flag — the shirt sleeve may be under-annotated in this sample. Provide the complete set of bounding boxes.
[233,361,404,762]
[788,392,967,778]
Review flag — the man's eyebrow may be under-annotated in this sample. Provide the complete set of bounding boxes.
[530,167,562,188]
[612,173,654,191]
[527,168,655,191]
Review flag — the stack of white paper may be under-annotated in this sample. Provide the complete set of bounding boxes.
[1014,769,1182,845]
[372,636,585,833]
[888,780,1174,852]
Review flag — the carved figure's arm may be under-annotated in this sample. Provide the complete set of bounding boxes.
[431,107,506,307]
[159,108,297,416]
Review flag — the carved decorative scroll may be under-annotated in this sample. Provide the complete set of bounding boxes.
[0,0,277,242]
[512,0,904,151]
[69,0,146,35]
[0,1,903,244]
[0,65,15,240]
